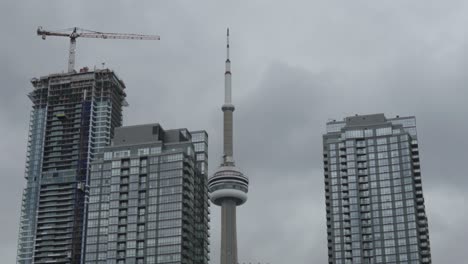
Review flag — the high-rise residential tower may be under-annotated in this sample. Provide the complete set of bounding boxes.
[84,124,210,264]
[207,29,249,264]
[16,69,127,264]
[323,114,431,264]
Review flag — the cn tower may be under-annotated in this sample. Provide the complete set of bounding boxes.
[208,29,249,264]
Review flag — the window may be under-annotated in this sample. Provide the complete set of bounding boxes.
[114,150,130,158]
[377,138,387,145]
[159,162,183,171]
[130,167,139,174]
[112,160,121,168]
[150,146,162,154]
[380,180,391,188]
[377,145,388,152]
[346,130,364,138]
[159,210,182,220]
[379,166,389,173]
[376,127,392,136]
[194,142,206,152]
[138,148,149,156]
[157,236,181,246]
[327,122,345,133]
[130,159,140,167]
[378,159,389,166]
[377,152,388,159]
[161,154,183,162]
[364,129,374,137]
[104,152,113,160]
[159,194,182,203]
[159,202,182,212]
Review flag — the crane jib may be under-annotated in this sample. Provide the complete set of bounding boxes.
[36,26,160,73]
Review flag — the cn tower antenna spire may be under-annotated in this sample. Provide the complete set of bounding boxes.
[224,28,232,105]
[223,27,234,162]
[227,28,230,60]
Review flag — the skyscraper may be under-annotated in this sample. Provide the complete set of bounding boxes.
[323,114,431,264]
[16,69,127,264]
[84,124,210,264]
[208,29,249,264]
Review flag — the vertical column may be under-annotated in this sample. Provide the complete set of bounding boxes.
[223,111,234,159]
[225,61,231,104]
[220,199,238,264]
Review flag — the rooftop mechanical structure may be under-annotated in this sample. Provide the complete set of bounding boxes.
[208,29,249,264]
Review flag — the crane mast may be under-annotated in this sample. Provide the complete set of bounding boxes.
[37,26,160,72]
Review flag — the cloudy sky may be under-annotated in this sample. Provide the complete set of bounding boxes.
[1,0,468,263]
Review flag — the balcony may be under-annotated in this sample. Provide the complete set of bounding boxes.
[358,169,368,176]
[361,220,372,226]
[356,142,366,148]
[360,205,371,212]
[38,205,74,214]
[356,150,366,155]
[359,184,369,191]
[38,201,74,209]
[35,239,72,247]
[37,216,74,225]
[39,194,73,203]
[37,211,73,219]
[40,189,74,197]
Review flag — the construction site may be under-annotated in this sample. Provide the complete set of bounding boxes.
[18,68,127,263]
[17,27,158,264]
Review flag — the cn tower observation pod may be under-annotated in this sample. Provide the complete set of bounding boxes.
[208,165,249,206]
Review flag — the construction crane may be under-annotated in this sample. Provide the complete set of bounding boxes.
[37,26,160,73]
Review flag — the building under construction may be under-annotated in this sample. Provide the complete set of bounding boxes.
[16,68,127,264]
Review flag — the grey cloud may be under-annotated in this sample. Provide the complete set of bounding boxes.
[2,1,468,263]
[236,62,336,174]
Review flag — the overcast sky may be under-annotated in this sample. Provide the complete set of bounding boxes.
[1,1,468,263]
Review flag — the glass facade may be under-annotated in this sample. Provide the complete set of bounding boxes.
[190,131,210,264]
[323,114,431,264]
[17,107,47,263]
[16,69,127,264]
[84,125,210,264]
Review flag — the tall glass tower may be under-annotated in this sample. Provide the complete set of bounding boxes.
[208,29,249,264]
[84,124,210,264]
[323,114,431,264]
[16,69,127,264]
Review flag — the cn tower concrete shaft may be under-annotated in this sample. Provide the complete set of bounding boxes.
[223,110,234,158]
[221,200,238,264]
